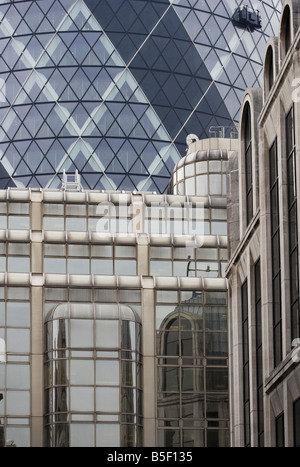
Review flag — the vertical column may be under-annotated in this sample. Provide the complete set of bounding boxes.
[142,278,156,446]
[229,265,244,446]
[259,133,274,446]
[30,192,44,447]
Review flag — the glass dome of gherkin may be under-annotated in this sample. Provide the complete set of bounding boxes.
[0,0,282,192]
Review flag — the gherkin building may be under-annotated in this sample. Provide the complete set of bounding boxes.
[0,0,282,192]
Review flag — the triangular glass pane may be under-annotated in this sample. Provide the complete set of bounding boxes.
[107,157,126,174]
[34,175,54,187]
[14,159,32,176]
[36,122,55,139]
[106,121,125,138]
[36,17,56,34]
[82,50,102,66]
[57,31,78,48]
[14,176,32,188]
[105,173,125,190]
[35,139,54,155]
[130,159,149,175]
[59,50,79,66]
[81,173,102,190]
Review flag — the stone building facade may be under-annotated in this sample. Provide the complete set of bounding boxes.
[226,0,300,447]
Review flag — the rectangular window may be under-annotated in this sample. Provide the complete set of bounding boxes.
[286,106,299,341]
[294,398,300,447]
[275,412,284,447]
[244,104,253,225]
[255,259,264,446]
[241,280,250,446]
[269,139,282,367]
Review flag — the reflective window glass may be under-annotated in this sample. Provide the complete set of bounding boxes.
[91,259,113,275]
[44,204,64,216]
[6,426,30,448]
[96,360,119,386]
[71,423,95,448]
[8,243,30,255]
[96,320,119,348]
[96,387,120,412]
[91,245,113,258]
[70,387,94,412]
[7,329,30,353]
[70,360,94,385]
[7,302,30,327]
[66,217,87,231]
[44,244,66,256]
[7,257,30,273]
[6,391,30,415]
[70,319,94,348]
[8,216,30,230]
[44,258,67,274]
[43,217,64,231]
[150,261,172,276]
[9,203,29,215]
[0,257,6,272]
[68,258,90,275]
[68,244,89,257]
[66,204,86,216]
[209,175,222,195]
[115,246,136,258]
[115,259,136,275]
[7,364,30,389]
[96,424,120,447]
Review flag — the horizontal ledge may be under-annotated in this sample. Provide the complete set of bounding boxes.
[0,273,228,291]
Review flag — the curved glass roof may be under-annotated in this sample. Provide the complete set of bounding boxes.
[0,0,282,192]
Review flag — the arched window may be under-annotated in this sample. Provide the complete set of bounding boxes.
[284,8,292,53]
[244,103,253,225]
[281,6,292,58]
[265,46,274,94]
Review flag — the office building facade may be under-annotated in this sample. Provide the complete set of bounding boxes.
[0,0,282,192]
[226,0,300,447]
[0,136,237,447]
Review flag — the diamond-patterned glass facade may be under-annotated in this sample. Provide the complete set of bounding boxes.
[0,0,282,192]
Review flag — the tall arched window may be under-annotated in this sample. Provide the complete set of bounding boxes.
[244,103,253,225]
[281,6,292,58]
[284,8,292,54]
[265,46,274,94]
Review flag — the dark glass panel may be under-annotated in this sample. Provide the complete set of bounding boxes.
[294,398,300,447]
[276,413,285,447]
[274,323,282,368]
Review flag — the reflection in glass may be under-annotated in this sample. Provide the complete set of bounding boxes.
[45,303,142,447]
[96,360,119,386]
[70,360,94,385]
[71,423,94,448]
[7,302,30,327]
[97,423,120,447]
[156,291,228,446]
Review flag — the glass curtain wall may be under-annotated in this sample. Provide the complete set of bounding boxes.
[0,0,283,191]
[45,302,142,447]
[156,289,229,447]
